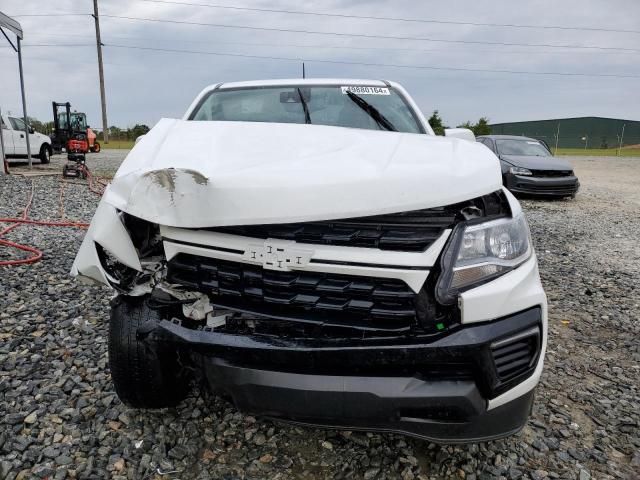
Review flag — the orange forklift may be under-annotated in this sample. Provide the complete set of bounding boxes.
[51,102,100,178]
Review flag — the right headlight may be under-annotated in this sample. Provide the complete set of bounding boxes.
[436,215,532,305]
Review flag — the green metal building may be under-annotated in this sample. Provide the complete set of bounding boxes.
[489,116,640,150]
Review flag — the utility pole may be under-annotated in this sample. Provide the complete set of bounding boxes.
[17,37,33,168]
[0,106,6,174]
[618,123,626,157]
[93,0,109,144]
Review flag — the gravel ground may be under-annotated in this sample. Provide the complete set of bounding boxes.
[1,154,638,479]
[7,150,129,178]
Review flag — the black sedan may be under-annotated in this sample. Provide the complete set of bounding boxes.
[477,135,579,198]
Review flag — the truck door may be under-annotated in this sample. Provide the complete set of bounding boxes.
[8,117,28,155]
[1,117,14,155]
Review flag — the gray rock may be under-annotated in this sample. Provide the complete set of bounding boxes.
[364,468,380,480]
[579,469,591,480]
[42,446,59,459]
[31,465,55,479]
[531,470,548,480]
[167,445,189,460]
[508,467,523,479]
[5,414,24,425]
[0,461,12,480]
[23,412,38,424]
[55,455,73,466]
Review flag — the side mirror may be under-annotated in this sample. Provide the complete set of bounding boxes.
[444,128,475,142]
[29,127,35,134]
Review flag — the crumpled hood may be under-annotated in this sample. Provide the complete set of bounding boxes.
[103,119,502,227]
[500,154,573,171]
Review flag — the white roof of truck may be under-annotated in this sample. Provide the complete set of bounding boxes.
[215,78,392,89]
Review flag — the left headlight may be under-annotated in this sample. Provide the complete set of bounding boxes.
[436,215,532,304]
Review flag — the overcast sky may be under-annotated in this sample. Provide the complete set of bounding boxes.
[1,0,639,130]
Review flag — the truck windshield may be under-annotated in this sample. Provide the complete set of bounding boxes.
[9,117,27,131]
[189,85,424,134]
[496,139,551,156]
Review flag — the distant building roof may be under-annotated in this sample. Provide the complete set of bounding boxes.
[490,116,640,126]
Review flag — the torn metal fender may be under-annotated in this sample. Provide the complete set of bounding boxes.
[71,198,142,286]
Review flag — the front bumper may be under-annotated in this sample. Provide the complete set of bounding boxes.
[200,359,534,443]
[505,173,579,197]
[148,307,543,443]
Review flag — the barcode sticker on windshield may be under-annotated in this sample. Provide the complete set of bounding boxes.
[341,86,390,95]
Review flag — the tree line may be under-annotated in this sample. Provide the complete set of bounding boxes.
[24,117,150,141]
[101,125,150,141]
[427,111,491,136]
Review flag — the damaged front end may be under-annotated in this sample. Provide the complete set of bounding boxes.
[74,184,512,335]
[73,181,545,442]
[71,200,163,296]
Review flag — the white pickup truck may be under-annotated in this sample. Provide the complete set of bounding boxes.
[1,113,52,164]
[73,78,547,443]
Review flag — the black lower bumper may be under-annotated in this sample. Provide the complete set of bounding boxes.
[201,358,534,443]
[505,173,580,197]
[148,308,542,442]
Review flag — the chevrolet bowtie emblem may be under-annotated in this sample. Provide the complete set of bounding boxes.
[243,239,314,271]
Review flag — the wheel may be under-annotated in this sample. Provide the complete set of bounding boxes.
[92,142,101,153]
[108,295,191,408]
[39,145,51,164]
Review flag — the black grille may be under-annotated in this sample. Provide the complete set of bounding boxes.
[515,182,578,195]
[200,191,510,253]
[491,327,540,382]
[167,254,420,332]
[211,210,456,252]
[530,169,573,177]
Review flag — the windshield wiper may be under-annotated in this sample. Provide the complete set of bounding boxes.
[297,88,311,124]
[345,91,397,132]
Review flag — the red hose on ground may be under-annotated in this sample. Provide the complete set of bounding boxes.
[80,164,107,196]
[0,166,104,267]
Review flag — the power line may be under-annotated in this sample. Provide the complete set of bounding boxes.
[10,13,90,17]
[4,41,635,78]
[101,14,640,53]
[0,44,94,48]
[139,0,640,35]
[24,32,640,56]
[0,51,124,67]
[105,43,640,78]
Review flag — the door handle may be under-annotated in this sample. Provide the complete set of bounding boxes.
[20,134,24,138]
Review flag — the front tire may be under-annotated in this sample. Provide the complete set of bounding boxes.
[108,295,191,408]
[39,145,51,164]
